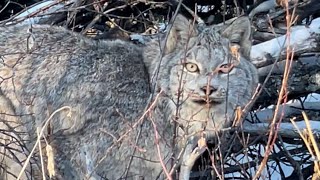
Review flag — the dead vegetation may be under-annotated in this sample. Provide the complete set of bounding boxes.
[0,0,320,179]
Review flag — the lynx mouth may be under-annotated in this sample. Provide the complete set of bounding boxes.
[191,97,224,105]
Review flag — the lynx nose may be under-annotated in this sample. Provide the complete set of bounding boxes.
[200,86,217,95]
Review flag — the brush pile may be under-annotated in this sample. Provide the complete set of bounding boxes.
[1,0,320,179]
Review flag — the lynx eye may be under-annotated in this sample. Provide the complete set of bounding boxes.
[219,63,234,73]
[184,63,199,73]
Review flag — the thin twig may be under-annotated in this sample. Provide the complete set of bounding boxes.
[17,106,72,180]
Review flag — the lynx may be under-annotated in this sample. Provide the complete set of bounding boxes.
[0,15,258,179]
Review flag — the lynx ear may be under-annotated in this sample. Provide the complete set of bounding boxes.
[143,15,197,83]
[165,15,197,54]
[221,16,252,58]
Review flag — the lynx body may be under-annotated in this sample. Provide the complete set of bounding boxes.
[0,15,258,179]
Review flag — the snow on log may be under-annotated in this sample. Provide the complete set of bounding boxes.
[251,17,320,67]
[2,0,67,26]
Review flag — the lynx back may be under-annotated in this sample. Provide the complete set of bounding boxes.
[0,25,152,179]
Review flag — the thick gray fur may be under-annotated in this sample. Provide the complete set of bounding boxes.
[0,15,258,179]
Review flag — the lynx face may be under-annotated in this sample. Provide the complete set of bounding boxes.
[144,15,259,139]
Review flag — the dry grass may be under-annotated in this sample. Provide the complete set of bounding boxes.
[1,0,320,179]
